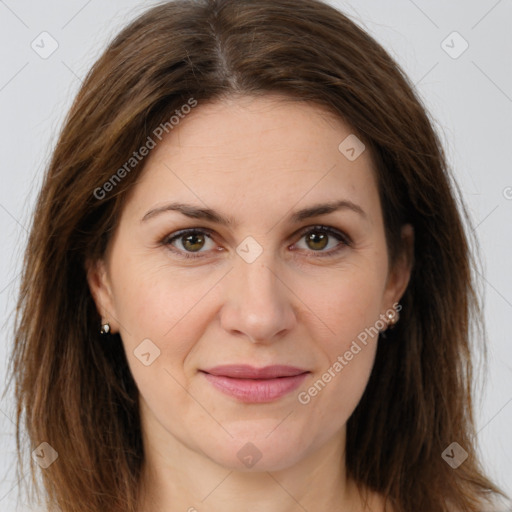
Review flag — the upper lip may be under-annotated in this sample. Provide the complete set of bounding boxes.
[201,365,309,379]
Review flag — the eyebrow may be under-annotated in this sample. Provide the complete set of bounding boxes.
[141,199,367,225]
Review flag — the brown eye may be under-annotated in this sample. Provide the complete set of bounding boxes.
[164,229,215,259]
[294,226,350,257]
[305,230,329,251]
[163,225,350,261]
[180,232,206,252]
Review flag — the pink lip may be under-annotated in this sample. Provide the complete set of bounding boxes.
[200,365,310,403]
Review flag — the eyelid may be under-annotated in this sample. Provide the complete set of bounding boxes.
[162,225,351,260]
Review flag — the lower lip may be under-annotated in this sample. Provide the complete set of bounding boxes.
[201,372,309,403]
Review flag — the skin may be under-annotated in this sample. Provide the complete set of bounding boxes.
[87,94,413,512]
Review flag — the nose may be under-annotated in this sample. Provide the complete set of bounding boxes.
[219,251,297,344]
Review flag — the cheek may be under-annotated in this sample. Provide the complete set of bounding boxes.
[298,294,380,430]
[293,262,385,415]
[111,268,210,423]
[110,260,219,370]
[299,260,386,353]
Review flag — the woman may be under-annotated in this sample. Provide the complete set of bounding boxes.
[8,0,510,511]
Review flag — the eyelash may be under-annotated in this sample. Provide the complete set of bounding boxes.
[161,225,351,260]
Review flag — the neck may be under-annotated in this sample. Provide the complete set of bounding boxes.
[136,414,376,512]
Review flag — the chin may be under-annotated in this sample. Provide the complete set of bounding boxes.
[196,424,316,473]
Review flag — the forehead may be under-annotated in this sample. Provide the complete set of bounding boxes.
[123,94,380,226]
[150,94,362,168]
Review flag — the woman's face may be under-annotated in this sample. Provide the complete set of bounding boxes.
[88,95,412,472]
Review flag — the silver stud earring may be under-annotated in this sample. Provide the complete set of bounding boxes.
[386,308,399,328]
[100,320,111,335]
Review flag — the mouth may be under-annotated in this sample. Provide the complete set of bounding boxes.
[199,365,310,403]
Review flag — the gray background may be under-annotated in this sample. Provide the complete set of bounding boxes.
[0,0,511,509]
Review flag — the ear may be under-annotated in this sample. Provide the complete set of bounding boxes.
[85,258,119,333]
[382,223,414,312]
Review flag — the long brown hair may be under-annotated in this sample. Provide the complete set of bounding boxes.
[7,0,508,510]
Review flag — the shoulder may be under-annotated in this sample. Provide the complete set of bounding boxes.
[486,494,512,512]
[362,489,395,512]
[447,494,512,512]
[366,491,512,512]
